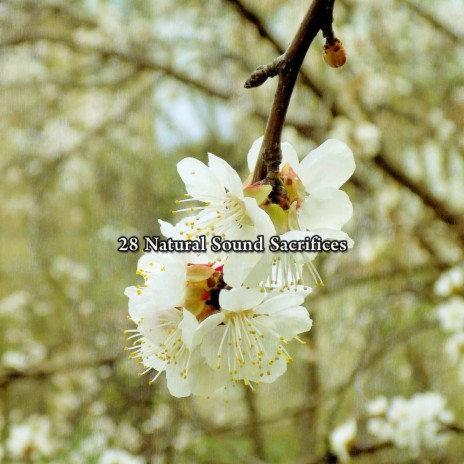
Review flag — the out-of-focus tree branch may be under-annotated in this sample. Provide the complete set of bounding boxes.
[0,351,120,389]
[0,31,230,100]
[5,71,154,179]
[373,154,464,239]
[244,385,266,460]
[400,0,463,43]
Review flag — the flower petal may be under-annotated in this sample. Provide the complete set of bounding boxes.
[188,351,230,396]
[297,139,355,192]
[298,188,353,230]
[247,136,263,173]
[177,157,225,200]
[268,306,312,340]
[165,364,191,398]
[242,196,276,238]
[308,228,355,248]
[281,142,299,168]
[219,287,265,312]
[254,293,305,316]
[193,312,225,347]
[223,252,263,288]
[179,309,199,350]
[208,153,243,198]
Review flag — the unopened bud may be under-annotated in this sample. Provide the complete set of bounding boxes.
[322,38,346,68]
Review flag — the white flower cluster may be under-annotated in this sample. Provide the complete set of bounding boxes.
[125,253,312,397]
[6,415,56,461]
[435,267,464,381]
[162,137,355,289]
[126,138,355,396]
[366,393,454,455]
[434,266,464,297]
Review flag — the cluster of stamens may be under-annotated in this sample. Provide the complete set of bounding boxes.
[172,194,248,241]
[215,309,293,383]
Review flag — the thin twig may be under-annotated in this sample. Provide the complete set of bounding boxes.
[245,0,337,193]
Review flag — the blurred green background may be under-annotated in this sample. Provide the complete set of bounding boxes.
[0,0,463,462]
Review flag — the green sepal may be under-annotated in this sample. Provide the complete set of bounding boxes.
[243,183,272,206]
[265,204,288,235]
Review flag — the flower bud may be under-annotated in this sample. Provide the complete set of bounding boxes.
[323,38,346,68]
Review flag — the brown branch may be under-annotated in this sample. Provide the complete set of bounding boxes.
[246,0,336,195]
[225,0,328,103]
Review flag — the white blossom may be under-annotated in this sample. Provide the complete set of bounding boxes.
[167,152,275,243]
[0,291,30,316]
[6,415,56,460]
[125,252,226,397]
[50,256,91,284]
[99,449,145,464]
[444,332,464,364]
[2,341,46,371]
[437,296,464,333]
[353,122,380,158]
[247,138,355,233]
[116,421,142,452]
[366,395,388,416]
[195,287,312,387]
[366,392,454,455]
[434,266,464,296]
[79,433,109,457]
[126,252,313,395]
[226,137,355,288]
[330,419,357,462]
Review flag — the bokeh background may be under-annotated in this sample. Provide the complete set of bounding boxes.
[1,0,464,462]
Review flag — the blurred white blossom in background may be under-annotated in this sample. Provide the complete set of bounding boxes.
[6,415,56,461]
[366,393,454,455]
[330,419,357,462]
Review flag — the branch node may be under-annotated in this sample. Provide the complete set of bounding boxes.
[244,55,284,88]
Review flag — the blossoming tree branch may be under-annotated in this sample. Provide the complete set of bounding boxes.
[125,0,355,398]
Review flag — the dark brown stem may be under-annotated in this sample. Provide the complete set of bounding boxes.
[321,0,336,44]
[246,0,336,189]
